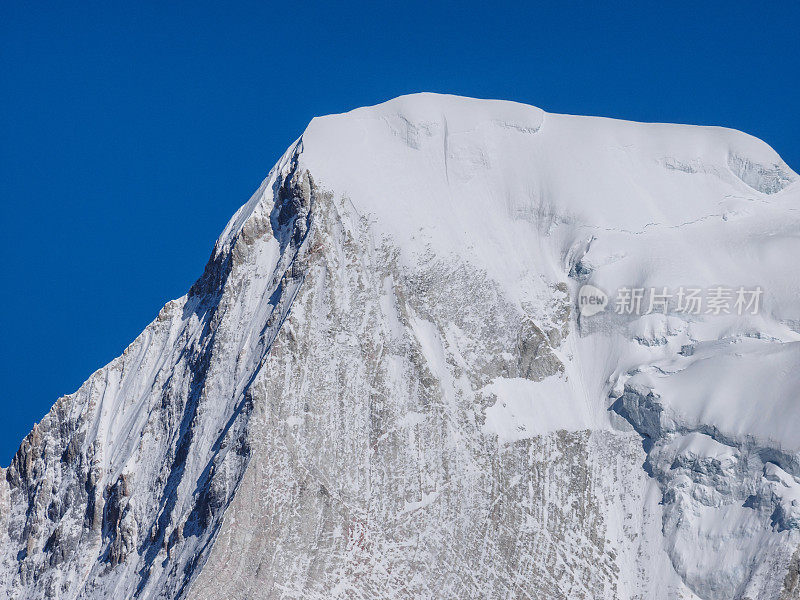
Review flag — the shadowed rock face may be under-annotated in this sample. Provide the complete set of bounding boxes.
[2,94,800,599]
[0,144,313,599]
[782,546,800,600]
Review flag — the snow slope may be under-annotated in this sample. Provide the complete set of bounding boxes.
[1,93,799,599]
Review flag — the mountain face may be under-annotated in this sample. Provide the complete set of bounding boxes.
[2,93,800,600]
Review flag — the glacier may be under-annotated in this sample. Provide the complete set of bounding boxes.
[1,93,799,599]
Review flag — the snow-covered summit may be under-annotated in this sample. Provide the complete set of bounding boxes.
[225,92,796,254]
[2,94,799,600]
[301,92,795,228]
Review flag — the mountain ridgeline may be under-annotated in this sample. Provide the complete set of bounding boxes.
[2,94,799,599]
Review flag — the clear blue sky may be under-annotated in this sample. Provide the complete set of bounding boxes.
[1,1,798,464]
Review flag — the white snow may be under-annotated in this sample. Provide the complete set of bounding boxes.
[482,375,590,442]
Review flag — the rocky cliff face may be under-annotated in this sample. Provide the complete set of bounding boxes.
[1,93,799,599]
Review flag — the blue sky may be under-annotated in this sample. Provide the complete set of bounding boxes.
[1,1,798,464]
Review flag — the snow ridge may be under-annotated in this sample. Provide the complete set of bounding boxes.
[1,93,799,599]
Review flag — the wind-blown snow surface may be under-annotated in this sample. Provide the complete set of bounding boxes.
[2,93,799,599]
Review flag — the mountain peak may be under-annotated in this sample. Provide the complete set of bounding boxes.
[3,95,800,600]
[306,91,546,135]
